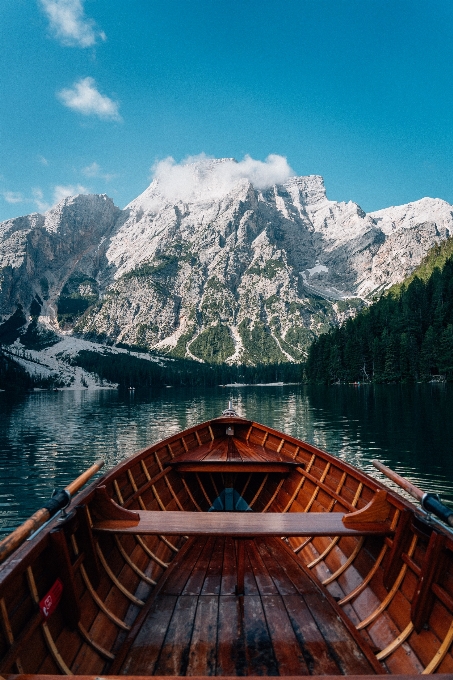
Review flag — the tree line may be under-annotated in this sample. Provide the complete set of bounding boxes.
[305,251,453,384]
[72,350,301,388]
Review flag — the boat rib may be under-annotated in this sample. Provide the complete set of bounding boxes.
[1,412,453,677]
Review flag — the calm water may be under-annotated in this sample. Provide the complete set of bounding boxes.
[1,384,453,537]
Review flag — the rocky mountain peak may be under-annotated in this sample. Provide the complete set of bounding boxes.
[1,163,453,366]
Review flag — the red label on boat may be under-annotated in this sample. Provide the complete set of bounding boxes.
[39,578,63,619]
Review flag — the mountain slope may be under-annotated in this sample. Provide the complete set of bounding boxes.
[305,237,453,383]
[1,158,452,366]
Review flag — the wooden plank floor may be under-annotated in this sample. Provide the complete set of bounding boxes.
[119,536,378,676]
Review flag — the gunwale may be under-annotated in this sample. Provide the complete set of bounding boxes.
[1,414,453,677]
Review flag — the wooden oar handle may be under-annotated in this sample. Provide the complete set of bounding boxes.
[373,459,453,527]
[0,458,104,564]
[65,459,104,495]
[0,508,50,563]
[372,460,424,501]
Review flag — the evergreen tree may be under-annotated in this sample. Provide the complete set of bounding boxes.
[305,242,453,384]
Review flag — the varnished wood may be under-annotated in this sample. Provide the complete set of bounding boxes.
[90,486,139,525]
[70,534,131,630]
[0,611,42,674]
[92,509,394,537]
[95,543,145,606]
[195,473,212,507]
[0,598,24,674]
[293,535,315,554]
[26,566,72,675]
[209,473,219,498]
[307,536,340,569]
[235,539,246,595]
[411,529,446,632]
[282,473,306,513]
[170,435,300,469]
[119,536,382,676]
[152,460,186,511]
[77,622,115,661]
[373,459,425,501]
[337,542,388,605]
[298,465,356,513]
[6,675,449,679]
[356,534,418,630]
[173,462,295,472]
[248,473,268,508]
[384,508,413,589]
[261,478,285,512]
[114,536,157,585]
[180,476,202,512]
[306,473,356,569]
[133,535,169,569]
[49,528,81,629]
[4,413,453,678]
[150,484,166,511]
[304,463,330,512]
[376,621,414,661]
[0,459,104,564]
[342,489,391,527]
[79,562,130,630]
[321,536,364,585]
[423,618,453,673]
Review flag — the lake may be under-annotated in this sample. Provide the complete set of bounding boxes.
[1,383,452,537]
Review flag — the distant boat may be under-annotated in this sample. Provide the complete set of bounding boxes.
[129,386,135,391]
[0,405,452,676]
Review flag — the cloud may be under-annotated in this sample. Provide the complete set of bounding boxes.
[58,77,121,120]
[52,184,89,204]
[32,188,51,212]
[39,0,106,48]
[2,191,25,204]
[1,184,89,215]
[149,154,294,204]
[82,161,116,181]
[33,184,89,211]
[38,155,49,166]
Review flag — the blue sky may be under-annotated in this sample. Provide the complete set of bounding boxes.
[1,0,453,221]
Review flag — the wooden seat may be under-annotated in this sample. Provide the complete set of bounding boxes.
[93,508,394,537]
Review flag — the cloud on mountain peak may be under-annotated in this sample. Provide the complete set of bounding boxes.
[149,154,294,204]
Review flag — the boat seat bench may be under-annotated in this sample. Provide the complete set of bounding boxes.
[92,509,394,537]
[93,510,392,596]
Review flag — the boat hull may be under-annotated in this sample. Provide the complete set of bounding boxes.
[1,415,453,676]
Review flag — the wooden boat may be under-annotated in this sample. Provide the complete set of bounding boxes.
[1,405,453,679]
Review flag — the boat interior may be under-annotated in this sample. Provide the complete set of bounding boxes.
[1,415,453,677]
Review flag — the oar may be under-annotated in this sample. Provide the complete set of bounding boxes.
[372,460,453,527]
[0,459,104,563]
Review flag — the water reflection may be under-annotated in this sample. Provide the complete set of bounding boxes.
[1,384,452,536]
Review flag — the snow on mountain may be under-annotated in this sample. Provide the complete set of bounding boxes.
[1,157,452,368]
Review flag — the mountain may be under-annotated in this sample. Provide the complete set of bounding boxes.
[1,158,453,368]
[305,237,453,384]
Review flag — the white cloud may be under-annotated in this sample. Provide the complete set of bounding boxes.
[2,191,25,204]
[1,184,89,214]
[32,188,51,212]
[39,0,106,48]
[82,161,116,181]
[53,184,89,204]
[58,77,121,121]
[38,155,49,166]
[149,154,294,204]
